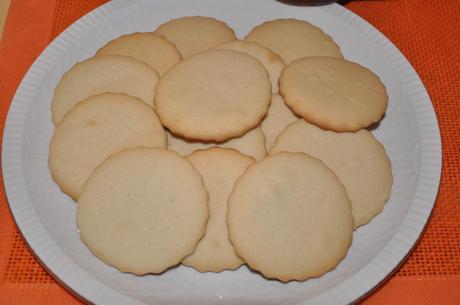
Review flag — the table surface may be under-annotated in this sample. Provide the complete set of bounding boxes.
[0,1,459,304]
[0,0,10,40]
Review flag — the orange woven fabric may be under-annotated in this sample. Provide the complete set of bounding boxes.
[0,0,459,304]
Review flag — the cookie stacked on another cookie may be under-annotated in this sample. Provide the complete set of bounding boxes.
[270,120,393,228]
[228,152,354,282]
[155,49,271,142]
[279,56,388,132]
[155,47,272,160]
[48,15,393,283]
[49,93,166,199]
[77,148,209,275]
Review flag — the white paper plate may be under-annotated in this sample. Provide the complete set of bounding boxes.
[2,0,441,304]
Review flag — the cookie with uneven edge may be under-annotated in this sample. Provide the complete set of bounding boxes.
[49,93,166,200]
[155,16,236,57]
[215,40,285,93]
[156,49,271,142]
[245,19,342,64]
[183,147,255,272]
[270,120,393,228]
[77,147,208,275]
[228,152,353,282]
[260,94,298,150]
[280,56,388,132]
[51,55,159,124]
[167,127,266,161]
[96,32,182,75]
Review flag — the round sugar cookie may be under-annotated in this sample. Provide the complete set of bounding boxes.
[155,16,236,57]
[156,49,271,142]
[183,147,255,272]
[245,19,342,64]
[96,32,181,75]
[167,127,266,161]
[215,40,285,93]
[279,56,388,132]
[260,94,298,150]
[77,147,208,275]
[51,55,159,124]
[270,120,393,228]
[228,152,353,282]
[49,93,166,200]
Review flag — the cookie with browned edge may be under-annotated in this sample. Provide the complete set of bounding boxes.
[228,152,353,282]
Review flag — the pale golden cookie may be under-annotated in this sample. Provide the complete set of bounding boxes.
[279,56,388,132]
[228,152,353,282]
[260,94,298,150]
[51,55,159,124]
[155,49,271,142]
[49,93,166,200]
[183,147,255,272]
[270,120,393,228]
[214,40,285,93]
[96,32,181,75]
[167,128,266,161]
[77,147,208,275]
[155,16,236,57]
[245,19,342,64]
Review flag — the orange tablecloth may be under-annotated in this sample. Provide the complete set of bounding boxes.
[0,1,459,304]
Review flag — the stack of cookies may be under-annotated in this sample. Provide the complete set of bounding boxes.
[49,16,392,282]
